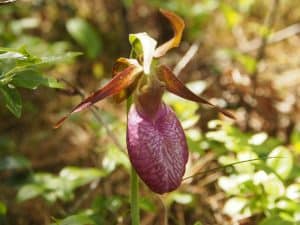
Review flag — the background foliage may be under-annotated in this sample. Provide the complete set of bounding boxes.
[0,0,300,225]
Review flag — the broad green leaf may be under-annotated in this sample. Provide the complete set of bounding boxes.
[259,215,295,225]
[0,201,6,215]
[267,146,293,180]
[12,69,65,89]
[66,18,102,59]
[0,85,22,118]
[56,214,95,225]
[17,184,44,202]
[0,155,30,171]
[129,32,157,74]
[59,167,105,189]
[262,174,285,197]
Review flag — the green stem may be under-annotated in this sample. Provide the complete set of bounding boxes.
[127,97,140,225]
[130,166,140,225]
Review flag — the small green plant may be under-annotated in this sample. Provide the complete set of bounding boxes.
[0,47,80,117]
[203,120,299,225]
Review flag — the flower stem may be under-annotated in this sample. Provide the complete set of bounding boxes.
[130,166,140,225]
[127,97,140,225]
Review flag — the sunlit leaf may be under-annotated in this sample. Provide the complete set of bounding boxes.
[286,184,300,200]
[38,52,81,65]
[66,18,102,59]
[258,215,294,225]
[291,129,300,154]
[59,167,105,189]
[262,174,285,197]
[17,184,44,202]
[223,197,251,217]
[0,85,22,118]
[221,4,241,28]
[102,145,130,172]
[0,51,25,60]
[267,146,293,180]
[172,193,193,205]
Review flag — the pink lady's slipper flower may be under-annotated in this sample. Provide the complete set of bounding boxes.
[55,9,234,194]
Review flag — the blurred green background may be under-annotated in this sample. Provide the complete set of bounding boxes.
[0,0,300,225]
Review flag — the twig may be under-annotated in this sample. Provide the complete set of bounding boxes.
[60,79,127,154]
[239,23,300,53]
[173,41,200,76]
[252,0,280,89]
[182,156,284,181]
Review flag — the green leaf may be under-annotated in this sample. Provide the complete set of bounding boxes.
[259,215,295,225]
[55,214,95,225]
[17,184,44,202]
[129,32,157,74]
[12,69,65,89]
[0,51,25,60]
[0,201,6,215]
[193,222,203,225]
[221,4,241,28]
[59,167,105,189]
[223,197,251,217]
[38,52,82,65]
[291,129,300,154]
[139,198,156,212]
[0,85,22,118]
[0,155,30,171]
[267,146,293,180]
[66,18,102,59]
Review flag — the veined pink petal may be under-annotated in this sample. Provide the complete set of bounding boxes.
[127,103,188,194]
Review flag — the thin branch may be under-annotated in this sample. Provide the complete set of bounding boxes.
[60,79,127,154]
[182,156,284,181]
[252,0,280,88]
[239,23,300,53]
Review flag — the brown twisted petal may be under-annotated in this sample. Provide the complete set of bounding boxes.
[158,65,235,119]
[154,9,185,58]
[112,58,141,103]
[54,65,143,128]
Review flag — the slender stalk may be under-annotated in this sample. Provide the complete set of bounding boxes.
[127,97,140,225]
[130,166,140,225]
